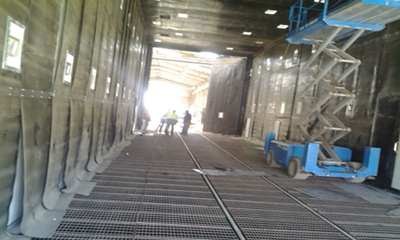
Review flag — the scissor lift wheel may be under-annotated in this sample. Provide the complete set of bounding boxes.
[264,149,274,166]
[287,158,309,180]
[264,149,280,167]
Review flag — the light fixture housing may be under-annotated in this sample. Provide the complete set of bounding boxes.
[243,31,252,36]
[265,9,277,15]
[277,24,289,29]
[255,41,264,45]
[178,13,188,18]
[226,47,234,50]
[175,32,183,36]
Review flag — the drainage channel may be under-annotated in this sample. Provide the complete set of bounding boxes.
[178,133,247,240]
[198,133,358,240]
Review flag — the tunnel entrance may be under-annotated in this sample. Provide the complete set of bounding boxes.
[144,48,248,135]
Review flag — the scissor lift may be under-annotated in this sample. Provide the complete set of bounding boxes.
[264,0,400,182]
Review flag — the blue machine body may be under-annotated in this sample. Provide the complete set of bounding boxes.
[264,133,381,179]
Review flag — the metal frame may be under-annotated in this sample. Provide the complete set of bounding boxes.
[261,0,400,180]
[264,133,380,179]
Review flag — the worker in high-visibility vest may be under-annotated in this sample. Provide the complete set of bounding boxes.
[165,110,178,136]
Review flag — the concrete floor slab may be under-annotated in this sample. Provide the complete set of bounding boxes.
[331,182,400,205]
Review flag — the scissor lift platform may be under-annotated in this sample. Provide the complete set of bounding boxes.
[287,0,400,44]
[265,0,400,182]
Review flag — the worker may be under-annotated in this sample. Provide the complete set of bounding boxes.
[181,110,192,135]
[140,109,151,135]
[164,110,178,136]
[155,110,168,133]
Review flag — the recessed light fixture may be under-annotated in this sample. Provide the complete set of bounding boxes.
[153,21,161,25]
[243,31,252,36]
[265,9,277,15]
[175,32,183,36]
[255,41,264,44]
[314,0,325,3]
[155,39,162,42]
[226,47,234,50]
[277,24,289,29]
[178,13,188,18]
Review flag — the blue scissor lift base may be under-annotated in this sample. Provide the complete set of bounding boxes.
[264,133,381,182]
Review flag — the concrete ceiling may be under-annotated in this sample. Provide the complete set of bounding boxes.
[141,0,296,56]
[149,48,218,97]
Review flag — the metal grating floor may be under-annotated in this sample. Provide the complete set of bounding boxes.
[36,132,400,240]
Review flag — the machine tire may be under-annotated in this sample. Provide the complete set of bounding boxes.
[287,158,309,180]
[344,177,365,183]
[265,149,274,166]
[264,149,280,167]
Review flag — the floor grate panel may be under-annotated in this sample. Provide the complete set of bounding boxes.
[136,212,232,228]
[91,186,145,195]
[235,217,343,232]
[69,200,141,212]
[243,229,349,240]
[53,221,137,236]
[74,192,142,202]
[139,203,225,216]
[144,190,213,199]
[63,209,137,223]
[40,133,400,239]
[133,224,238,240]
[141,195,220,207]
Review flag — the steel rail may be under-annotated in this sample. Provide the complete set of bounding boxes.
[177,133,247,240]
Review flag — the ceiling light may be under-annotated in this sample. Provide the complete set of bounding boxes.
[314,0,325,3]
[265,9,277,15]
[178,13,188,18]
[277,24,289,29]
[155,39,162,42]
[243,31,252,36]
[226,47,234,50]
[255,41,264,44]
[153,21,161,25]
[175,32,183,36]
